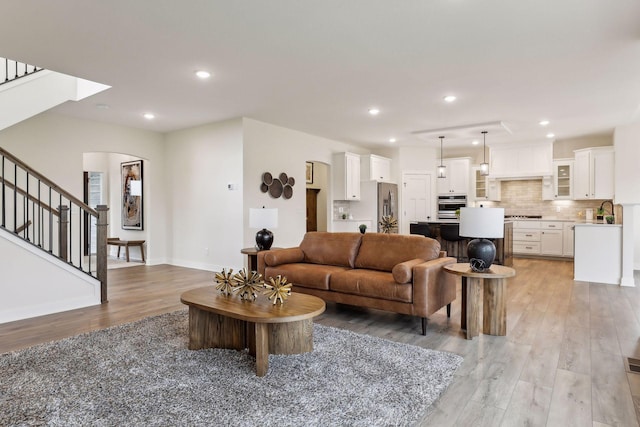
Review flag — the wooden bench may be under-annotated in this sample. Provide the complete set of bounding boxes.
[107,238,146,263]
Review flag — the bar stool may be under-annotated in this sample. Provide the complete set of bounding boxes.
[409,223,432,238]
[439,223,466,261]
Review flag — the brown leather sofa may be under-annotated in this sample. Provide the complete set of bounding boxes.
[257,232,457,335]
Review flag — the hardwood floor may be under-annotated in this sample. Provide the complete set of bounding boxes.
[1,259,639,426]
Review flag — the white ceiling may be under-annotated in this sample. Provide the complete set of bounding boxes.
[1,1,639,148]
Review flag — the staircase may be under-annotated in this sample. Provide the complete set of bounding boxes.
[0,56,110,131]
[0,57,111,324]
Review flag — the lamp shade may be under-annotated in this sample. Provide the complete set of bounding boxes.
[459,207,504,239]
[249,208,278,229]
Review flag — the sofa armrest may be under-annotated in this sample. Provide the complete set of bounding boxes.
[392,258,425,284]
[411,256,457,317]
[257,247,304,276]
[438,250,448,258]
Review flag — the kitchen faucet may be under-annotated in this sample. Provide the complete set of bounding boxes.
[599,200,614,216]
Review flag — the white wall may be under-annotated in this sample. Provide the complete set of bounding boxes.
[0,232,100,323]
[0,112,167,263]
[164,118,245,271]
[553,134,613,159]
[614,122,640,273]
[242,118,363,248]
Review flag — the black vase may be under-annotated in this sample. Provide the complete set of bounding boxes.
[467,238,496,272]
[255,228,274,250]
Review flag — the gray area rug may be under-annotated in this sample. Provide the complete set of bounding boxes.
[0,311,462,427]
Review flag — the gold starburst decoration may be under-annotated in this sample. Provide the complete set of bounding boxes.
[263,275,292,305]
[232,268,263,301]
[379,215,398,234]
[214,268,237,296]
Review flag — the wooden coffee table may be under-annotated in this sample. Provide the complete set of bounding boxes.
[444,263,516,340]
[180,286,326,376]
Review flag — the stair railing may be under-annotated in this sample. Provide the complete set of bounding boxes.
[1,57,43,86]
[0,147,108,302]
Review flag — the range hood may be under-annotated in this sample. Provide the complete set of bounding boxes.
[493,175,551,181]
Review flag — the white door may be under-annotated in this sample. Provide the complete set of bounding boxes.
[402,172,433,234]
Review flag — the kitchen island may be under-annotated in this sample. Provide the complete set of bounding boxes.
[410,220,513,267]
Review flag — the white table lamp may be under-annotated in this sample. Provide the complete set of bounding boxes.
[249,207,278,250]
[459,207,504,271]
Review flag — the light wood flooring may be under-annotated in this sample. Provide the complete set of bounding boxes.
[1,259,639,426]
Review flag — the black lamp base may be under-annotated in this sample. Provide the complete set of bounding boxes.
[255,228,274,250]
[467,238,496,272]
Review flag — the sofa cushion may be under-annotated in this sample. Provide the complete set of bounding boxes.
[329,269,412,303]
[354,234,441,272]
[265,263,349,291]
[392,258,425,284]
[299,232,362,268]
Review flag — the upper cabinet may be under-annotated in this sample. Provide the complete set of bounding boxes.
[437,158,470,195]
[553,160,573,199]
[489,141,553,179]
[573,147,614,200]
[472,167,501,201]
[361,154,392,182]
[332,152,361,200]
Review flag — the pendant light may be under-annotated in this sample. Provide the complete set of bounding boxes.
[480,131,489,176]
[437,136,446,178]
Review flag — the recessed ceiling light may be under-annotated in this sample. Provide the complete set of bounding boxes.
[546,133,555,138]
[195,70,211,79]
[389,138,396,143]
[539,120,550,126]
[368,108,380,116]
[472,140,479,145]
[443,95,457,103]
[143,113,155,120]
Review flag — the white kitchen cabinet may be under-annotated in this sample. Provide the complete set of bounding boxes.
[553,160,573,199]
[513,220,541,255]
[513,220,573,257]
[540,221,563,256]
[573,147,614,200]
[361,154,392,182]
[472,167,501,201]
[489,142,553,179]
[563,222,574,256]
[332,152,361,200]
[437,158,470,195]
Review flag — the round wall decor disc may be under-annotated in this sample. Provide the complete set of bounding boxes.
[283,184,293,199]
[269,179,283,198]
[262,172,273,186]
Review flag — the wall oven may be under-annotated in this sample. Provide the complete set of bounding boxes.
[437,195,467,220]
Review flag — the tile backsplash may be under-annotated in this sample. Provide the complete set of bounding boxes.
[477,179,613,221]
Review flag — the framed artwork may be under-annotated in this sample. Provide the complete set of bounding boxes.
[306,162,314,184]
[121,160,143,230]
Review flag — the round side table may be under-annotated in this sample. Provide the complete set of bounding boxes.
[444,263,516,340]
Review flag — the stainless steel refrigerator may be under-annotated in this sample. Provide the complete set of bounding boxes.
[351,181,399,233]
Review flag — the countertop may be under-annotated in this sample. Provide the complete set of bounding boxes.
[413,218,605,225]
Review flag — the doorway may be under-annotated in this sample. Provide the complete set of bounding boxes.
[306,161,329,232]
[83,171,105,255]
